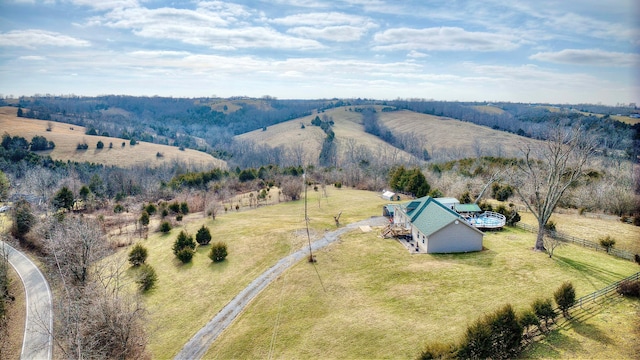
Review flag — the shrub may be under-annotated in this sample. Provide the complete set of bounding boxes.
[599,235,616,253]
[128,243,148,266]
[180,201,189,215]
[96,140,104,149]
[144,203,157,216]
[173,231,196,256]
[519,309,540,334]
[139,211,150,227]
[161,208,169,218]
[195,225,212,245]
[419,341,458,359]
[553,281,576,318]
[175,248,194,263]
[532,298,556,330]
[52,186,75,211]
[156,152,164,158]
[109,142,113,149]
[10,198,35,241]
[176,214,183,221]
[458,304,522,360]
[76,142,89,150]
[159,221,172,233]
[136,264,157,292]
[168,201,181,214]
[113,203,125,213]
[209,241,228,262]
[617,280,640,297]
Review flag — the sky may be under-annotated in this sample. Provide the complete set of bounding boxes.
[0,0,639,105]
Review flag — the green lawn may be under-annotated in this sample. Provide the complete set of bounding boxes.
[204,227,639,359]
[116,187,389,358]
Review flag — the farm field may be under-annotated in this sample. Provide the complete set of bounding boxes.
[116,187,389,358]
[0,106,226,169]
[204,225,638,359]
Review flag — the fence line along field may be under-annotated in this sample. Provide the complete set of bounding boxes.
[0,106,226,169]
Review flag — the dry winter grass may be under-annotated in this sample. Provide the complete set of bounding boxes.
[236,105,416,164]
[518,211,640,254]
[114,187,389,358]
[204,227,639,359]
[0,106,225,169]
[378,110,542,159]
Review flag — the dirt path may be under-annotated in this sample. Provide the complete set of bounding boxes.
[175,216,387,360]
[1,241,53,360]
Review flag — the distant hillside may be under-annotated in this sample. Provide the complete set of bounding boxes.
[378,110,539,160]
[238,106,542,164]
[0,107,226,169]
[236,106,417,165]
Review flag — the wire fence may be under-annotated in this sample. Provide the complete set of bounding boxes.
[569,271,639,311]
[513,223,636,261]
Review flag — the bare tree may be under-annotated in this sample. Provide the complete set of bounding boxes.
[46,217,148,359]
[510,125,597,251]
[47,216,112,286]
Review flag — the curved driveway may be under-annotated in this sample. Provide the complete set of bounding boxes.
[175,217,387,360]
[2,241,53,360]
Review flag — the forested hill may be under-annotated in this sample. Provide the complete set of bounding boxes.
[3,96,638,166]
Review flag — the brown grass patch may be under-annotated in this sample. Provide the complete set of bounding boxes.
[0,106,226,169]
[1,262,26,359]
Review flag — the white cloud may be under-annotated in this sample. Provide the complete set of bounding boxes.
[19,55,46,60]
[373,27,520,52]
[530,49,640,67]
[407,50,428,58]
[0,30,91,48]
[70,0,139,11]
[287,25,367,42]
[272,12,377,42]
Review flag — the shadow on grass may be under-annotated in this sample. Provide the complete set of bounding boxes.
[432,248,497,268]
[523,330,583,358]
[208,259,230,273]
[553,255,629,287]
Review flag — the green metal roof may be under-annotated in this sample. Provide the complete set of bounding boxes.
[401,196,466,237]
[454,203,482,213]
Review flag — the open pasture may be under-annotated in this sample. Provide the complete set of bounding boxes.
[0,107,225,169]
[116,188,389,357]
[203,225,638,359]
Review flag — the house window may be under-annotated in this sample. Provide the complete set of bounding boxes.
[422,239,425,244]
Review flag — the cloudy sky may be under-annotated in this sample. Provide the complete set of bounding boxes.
[1,0,638,105]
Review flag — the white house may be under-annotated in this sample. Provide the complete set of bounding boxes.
[393,196,484,253]
[382,190,400,201]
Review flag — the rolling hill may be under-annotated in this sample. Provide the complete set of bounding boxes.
[0,106,226,169]
[238,105,540,164]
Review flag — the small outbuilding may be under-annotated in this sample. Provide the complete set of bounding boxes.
[382,190,400,201]
[393,196,484,254]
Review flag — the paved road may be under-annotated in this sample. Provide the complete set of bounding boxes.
[175,217,387,360]
[2,241,53,360]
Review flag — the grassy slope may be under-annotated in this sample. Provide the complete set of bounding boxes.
[0,107,226,169]
[236,106,416,164]
[117,187,389,358]
[204,226,638,359]
[518,211,640,254]
[378,110,541,157]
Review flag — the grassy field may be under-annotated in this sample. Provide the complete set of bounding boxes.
[0,106,226,169]
[115,187,389,358]
[236,105,416,164]
[518,211,640,254]
[521,296,640,359]
[109,188,640,359]
[472,105,506,115]
[378,110,543,158]
[203,225,638,359]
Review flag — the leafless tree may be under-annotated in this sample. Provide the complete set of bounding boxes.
[280,176,303,200]
[46,217,148,359]
[509,125,597,251]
